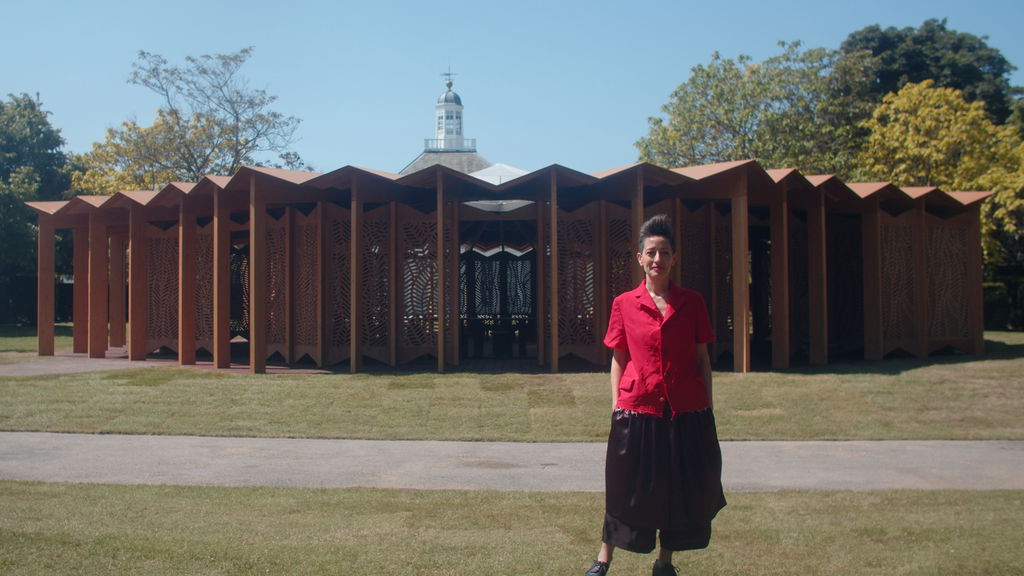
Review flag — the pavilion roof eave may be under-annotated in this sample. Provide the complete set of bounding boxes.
[26,200,69,216]
[222,165,323,193]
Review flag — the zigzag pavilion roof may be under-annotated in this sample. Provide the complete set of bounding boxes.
[27,160,994,220]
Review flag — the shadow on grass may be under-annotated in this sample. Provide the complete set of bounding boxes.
[764,332,1024,376]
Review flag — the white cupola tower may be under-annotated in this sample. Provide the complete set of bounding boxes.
[428,72,476,152]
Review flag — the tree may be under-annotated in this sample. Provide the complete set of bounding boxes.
[636,42,875,176]
[857,80,1023,267]
[0,93,70,321]
[73,47,304,194]
[841,18,1017,124]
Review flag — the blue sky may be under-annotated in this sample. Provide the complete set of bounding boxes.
[4,0,1023,176]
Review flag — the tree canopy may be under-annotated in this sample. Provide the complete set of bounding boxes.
[0,93,70,321]
[636,42,875,176]
[840,18,1017,124]
[73,47,304,195]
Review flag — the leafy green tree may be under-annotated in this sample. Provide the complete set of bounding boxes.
[0,93,70,321]
[841,18,1017,124]
[858,80,1023,266]
[73,47,304,194]
[636,42,875,176]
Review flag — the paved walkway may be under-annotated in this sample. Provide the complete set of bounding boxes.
[3,354,1023,492]
[1,432,1021,492]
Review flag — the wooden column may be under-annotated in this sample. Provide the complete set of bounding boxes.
[72,225,89,353]
[631,170,644,287]
[108,235,126,348]
[435,171,446,372]
[966,205,985,355]
[128,205,148,361]
[249,174,267,374]
[349,178,363,372]
[213,188,232,368]
[316,201,328,366]
[597,200,609,367]
[730,173,750,373]
[449,201,461,367]
[862,200,884,361]
[37,216,55,356]
[808,188,828,365]
[706,204,718,361]
[88,211,109,359]
[912,200,929,358]
[178,198,197,365]
[770,183,791,369]
[549,170,560,372]
[535,200,546,367]
[388,201,398,367]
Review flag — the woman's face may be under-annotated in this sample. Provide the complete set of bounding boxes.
[637,236,676,280]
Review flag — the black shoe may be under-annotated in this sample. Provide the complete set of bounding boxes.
[584,560,610,576]
[651,560,678,576]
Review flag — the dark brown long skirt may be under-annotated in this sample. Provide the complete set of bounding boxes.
[602,407,726,553]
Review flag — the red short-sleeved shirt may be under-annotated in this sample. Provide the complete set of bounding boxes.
[603,281,715,416]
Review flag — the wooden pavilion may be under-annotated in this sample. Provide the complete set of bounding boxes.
[28,159,991,373]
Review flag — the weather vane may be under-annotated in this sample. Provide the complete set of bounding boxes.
[442,67,457,89]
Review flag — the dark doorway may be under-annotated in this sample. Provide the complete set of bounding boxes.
[459,220,536,359]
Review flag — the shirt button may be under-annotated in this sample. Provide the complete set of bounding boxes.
[658,397,665,403]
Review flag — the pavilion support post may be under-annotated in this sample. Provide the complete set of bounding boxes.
[706,203,718,361]
[549,170,560,372]
[37,217,55,356]
[808,187,828,366]
[672,198,684,287]
[770,183,791,369]
[108,235,126,348]
[597,200,610,367]
[317,201,328,367]
[128,205,148,361]
[730,173,750,373]
[178,199,197,365]
[249,174,267,374]
[913,200,929,358]
[436,171,446,372]
[212,188,232,368]
[88,211,109,359]
[72,225,88,353]
[535,200,546,367]
[388,202,398,367]
[966,205,984,355]
[349,178,363,373]
[862,199,884,361]
[449,201,460,366]
[631,170,644,287]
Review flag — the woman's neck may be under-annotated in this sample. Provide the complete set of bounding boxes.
[645,278,670,298]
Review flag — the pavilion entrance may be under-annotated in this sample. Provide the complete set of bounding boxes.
[459,219,537,360]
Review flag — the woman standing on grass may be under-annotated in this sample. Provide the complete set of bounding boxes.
[583,214,726,576]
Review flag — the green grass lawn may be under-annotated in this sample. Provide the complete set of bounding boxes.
[1,331,1022,441]
[2,327,1022,575]
[0,482,1019,576]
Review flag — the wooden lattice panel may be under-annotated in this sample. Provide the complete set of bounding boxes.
[360,205,391,363]
[397,204,438,363]
[606,204,634,308]
[927,218,970,341]
[146,224,179,352]
[264,213,289,358]
[557,205,601,365]
[230,245,249,338]
[680,203,711,299]
[324,204,350,365]
[194,223,214,353]
[880,217,917,348]
[292,207,321,364]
